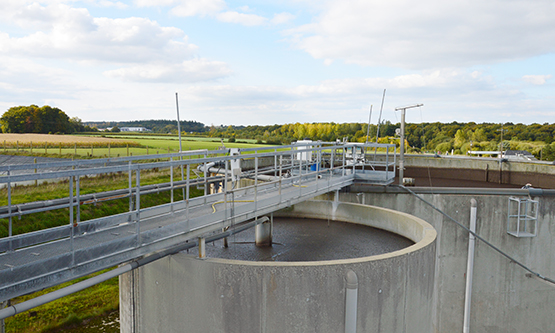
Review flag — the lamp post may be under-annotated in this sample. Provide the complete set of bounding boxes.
[395,104,423,185]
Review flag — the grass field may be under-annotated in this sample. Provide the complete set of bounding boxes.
[0,133,268,158]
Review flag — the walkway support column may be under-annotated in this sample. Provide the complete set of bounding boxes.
[255,218,272,247]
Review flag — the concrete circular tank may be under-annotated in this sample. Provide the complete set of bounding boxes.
[120,200,437,333]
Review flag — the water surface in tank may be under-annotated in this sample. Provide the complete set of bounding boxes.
[190,217,414,261]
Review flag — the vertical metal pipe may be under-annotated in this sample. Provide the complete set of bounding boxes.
[279,155,283,201]
[128,161,133,220]
[345,270,358,333]
[299,155,302,197]
[203,152,207,202]
[7,170,12,252]
[170,156,174,204]
[463,198,477,333]
[224,160,228,221]
[274,151,277,177]
[76,176,80,224]
[69,176,74,267]
[34,158,37,187]
[399,108,406,185]
[254,156,258,212]
[342,147,346,177]
[186,164,190,230]
[331,147,335,174]
[135,167,141,247]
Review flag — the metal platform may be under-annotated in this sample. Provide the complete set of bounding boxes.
[0,142,396,301]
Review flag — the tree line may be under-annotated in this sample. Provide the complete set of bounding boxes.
[208,121,555,160]
[3,105,555,160]
[84,119,207,134]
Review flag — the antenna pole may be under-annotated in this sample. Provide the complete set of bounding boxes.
[395,104,423,185]
[375,89,386,143]
[175,93,185,199]
[365,105,373,144]
[175,92,183,153]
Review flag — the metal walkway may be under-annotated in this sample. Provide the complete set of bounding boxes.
[0,142,396,301]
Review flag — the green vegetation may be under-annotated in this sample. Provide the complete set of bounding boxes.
[5,271,119,333]
[0,105,96,134]
[84,119,207,133]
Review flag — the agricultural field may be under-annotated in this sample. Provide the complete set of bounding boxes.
[0,133,267,158]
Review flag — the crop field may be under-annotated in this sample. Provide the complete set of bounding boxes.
[0,133,268,158]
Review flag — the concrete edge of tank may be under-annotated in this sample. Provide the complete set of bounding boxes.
[202,200,437,267]
[122,200,438,333]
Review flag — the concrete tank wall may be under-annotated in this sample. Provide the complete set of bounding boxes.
[120,201,437,333]
[326,191,555,333]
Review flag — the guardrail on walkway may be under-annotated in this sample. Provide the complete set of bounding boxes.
[0,142,396,301]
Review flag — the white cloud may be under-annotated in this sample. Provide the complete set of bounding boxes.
[0,3,197,64]
[271,12,295,25]
[134,0,179,7]
[84,0,128,9]
[288,0,555,69]
[522,75,552,85]
[169,0,226,17]
[104,58,232,82]
[139,0,276,26]
[216,11,267,26]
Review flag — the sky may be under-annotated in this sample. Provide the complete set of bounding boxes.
[0,0,554,126]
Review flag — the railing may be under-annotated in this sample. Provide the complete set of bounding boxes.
[0,142,395,301]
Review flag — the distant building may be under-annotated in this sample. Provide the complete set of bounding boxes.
[503,150,537,161]
[120,127,151,132]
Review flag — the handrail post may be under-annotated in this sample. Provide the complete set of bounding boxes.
[7,170,12,252]
[186,164,190,230]
[76,175,80,224]
[69,176,75,267]
[135,166,141,248]
[128,161,133,221]
[254,156,258,213]
[170,156,174,205]
[279,155,283,202]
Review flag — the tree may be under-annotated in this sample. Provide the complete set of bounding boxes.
[111,126,121,133]
[454,129,467,149]
[0,105,71,134]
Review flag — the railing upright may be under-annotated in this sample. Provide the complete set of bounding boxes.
[69,176,75,267]
[298,155,302,197]
[76,176,81,224]
[254,156,258,213]
[203,152,208,204]
[170,156,174,205]
[135,167,141,248]
[224,160,228,223]
[128,161,133,222]
[7,170,12,252]
[186,164,190,230]
[279,155,283,202]
[342,147,346,177]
